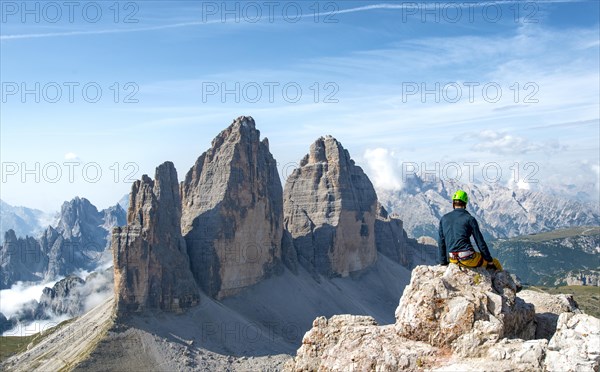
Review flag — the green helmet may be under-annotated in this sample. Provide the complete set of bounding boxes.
[452,190,468,204]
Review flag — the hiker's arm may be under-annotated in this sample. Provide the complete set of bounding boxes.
[471,218,493,262]
[438,220,448,265]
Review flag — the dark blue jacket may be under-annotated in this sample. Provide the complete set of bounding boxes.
[438,208,493,265]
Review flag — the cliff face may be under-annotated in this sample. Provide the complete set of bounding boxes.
[113,162,199,315]
[180,116,283,298]
[283,136,378,276]
[283,135,420,276]
[0,230,47,288]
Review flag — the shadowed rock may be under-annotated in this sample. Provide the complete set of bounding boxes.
[113,162,199,315]
[180,116,283,298]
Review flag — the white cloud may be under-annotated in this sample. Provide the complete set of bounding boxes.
[0,280,57,318]
[64,152,79,161]
[592,164,600,191]
[364,148,402,191]
[507,174,532,190]
[471,130,566,155]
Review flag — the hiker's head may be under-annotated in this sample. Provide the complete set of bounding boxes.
[452,190,468,209]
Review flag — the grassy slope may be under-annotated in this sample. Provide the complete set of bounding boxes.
[510,226,600,242]
[0,318,76,363]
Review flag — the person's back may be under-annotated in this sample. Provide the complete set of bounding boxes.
[438,190,499,270]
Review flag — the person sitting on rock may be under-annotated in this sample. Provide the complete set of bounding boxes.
[438,190,501,270]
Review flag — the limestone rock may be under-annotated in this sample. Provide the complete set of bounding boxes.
[283,136,379,276]
[432,339,548,371]
[287,262,599,371]
[113,162,199,315]
[180,116,283,298]
[39,275,85,316]
[544,313,600,371]
[0,230,47,288]
[43,197,125,281]
[374,206,410,266]
[564,270,600,286]
[518,289,581,339]
[395,265,535,356]
[418,236,438,247]
[285,315,436,372]
[102,204,126,231]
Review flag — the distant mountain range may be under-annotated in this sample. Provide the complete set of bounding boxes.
[0,197,125,289]
[0,200,54,245]
[377,175,600,240]
[492,226,600,286]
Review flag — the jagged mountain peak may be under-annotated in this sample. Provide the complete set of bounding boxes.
[379,175,600,240]
[180,117,283,298]
[208,115,260,153]
[113,161,199,314]
[300,135,354,168]
[56,197,102,237]
[284,134,420,276]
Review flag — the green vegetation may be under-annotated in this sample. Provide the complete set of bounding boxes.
[0,333,37,362]
[527,285,600,318]
[0,317,76,363]
[509,226,600,243]
[492,226,600,286]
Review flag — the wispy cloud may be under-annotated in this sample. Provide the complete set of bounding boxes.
[470,130,566,154]
[0,20,221,40]
[2,0,587,41]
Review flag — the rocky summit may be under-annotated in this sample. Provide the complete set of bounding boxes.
[113,162,199,314]
[283,135,417,276]
[283,136,378,276]
[180,116,284,298]
[285,264,600,372]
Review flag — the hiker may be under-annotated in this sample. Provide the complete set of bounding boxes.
[438,190,501,270]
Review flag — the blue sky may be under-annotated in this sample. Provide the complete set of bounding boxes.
[1,0,599,212]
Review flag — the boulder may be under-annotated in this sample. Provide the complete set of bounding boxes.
[285,315,436,372]
[395,265,536,356]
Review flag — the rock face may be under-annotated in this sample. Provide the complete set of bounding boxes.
[544,313,600,372]
[395,265,536,356]
[113,162,199,314]
[39,275,85,316]
[0,197,125,290]
[0,199,50,245]
[0,230,47,288]
[518,289,581,339]
[283,136,383,276]
[180,116,283,298]
[564,270,600,286]
[285,265,600,371]
[283,136,432,275]
[289,315,436,371]
[43,198,125,281]
[374,206,410,266]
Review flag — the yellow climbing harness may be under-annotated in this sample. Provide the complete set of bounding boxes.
[449,250,503,270]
